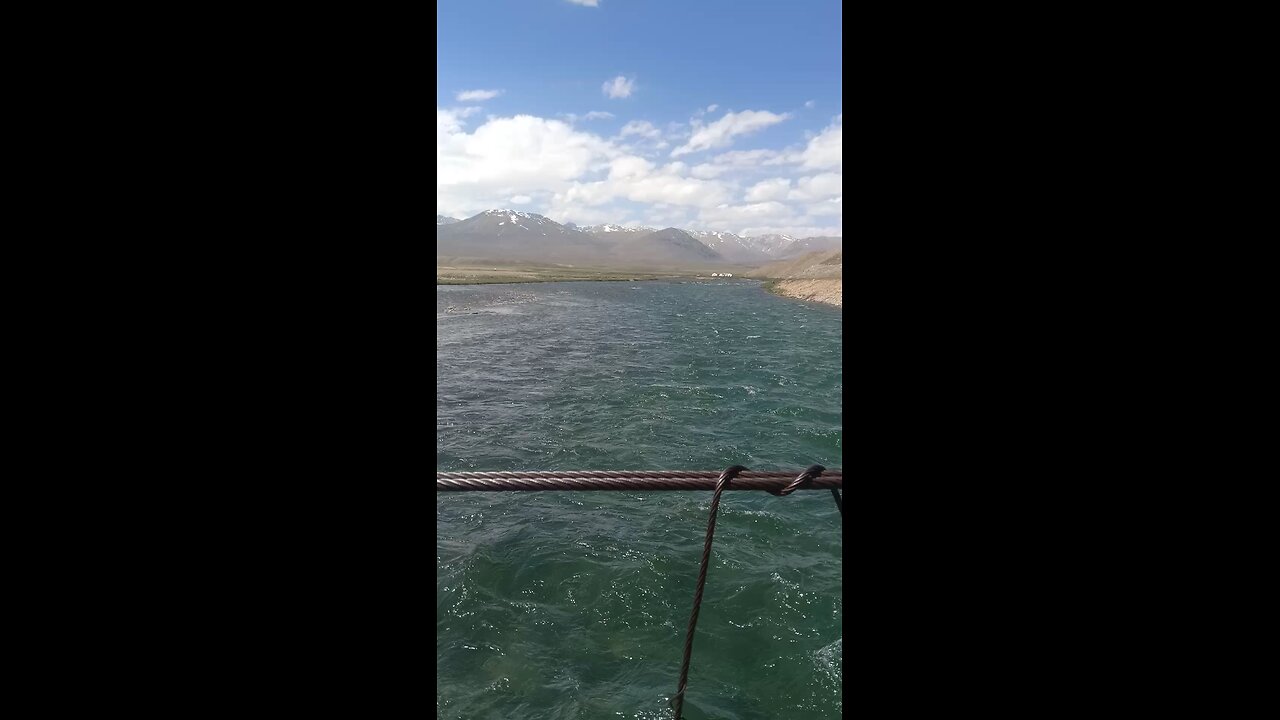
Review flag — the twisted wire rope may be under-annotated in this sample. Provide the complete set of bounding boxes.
[436,469,842,492]
[436,466,842,719]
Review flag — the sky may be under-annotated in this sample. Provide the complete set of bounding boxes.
[437,0,842,238]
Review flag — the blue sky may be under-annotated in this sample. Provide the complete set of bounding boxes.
[437,0,843,238]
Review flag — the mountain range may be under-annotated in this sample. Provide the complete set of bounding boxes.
[437,210,840,268]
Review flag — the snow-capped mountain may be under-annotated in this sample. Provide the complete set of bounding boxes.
[685,230,773,264]
[740,234,843,258]
[747,234,801,257]
[437,211,725,267]
[436,209,838,267]
[775,236,842,257]
[436,210,611,263]
[578,224,656,235]
[444,210,582,240]
[613,228,722,265]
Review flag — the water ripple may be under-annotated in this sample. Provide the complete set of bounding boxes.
[438,281,842,719]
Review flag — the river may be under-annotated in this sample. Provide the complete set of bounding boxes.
[437,279,842,719]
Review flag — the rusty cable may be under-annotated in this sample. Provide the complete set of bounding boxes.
[436,469,841,492]
[670,465,746,718]
[671,464,837,718]
[767,463,826,496]
[766,463,841,515]
[435,466,842,717]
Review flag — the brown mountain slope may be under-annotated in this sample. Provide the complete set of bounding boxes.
[744,250,842,307]
[744,250,842,279]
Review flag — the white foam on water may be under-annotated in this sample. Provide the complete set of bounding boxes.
[814,636,843,689]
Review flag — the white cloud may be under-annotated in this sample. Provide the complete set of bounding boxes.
[690,148,796,178]
[740,224,842,238]
[562,110,616,123]
[671,110,791,156]
[700,201,795,229]
[437,107,840,238]
[609,155,655,180]
[454,106,482,118]
[807,197,842,216]
[456,89,504,102]
[800,114,841,170]
[715,148,793,166]
[804,100,815,109]
[566,0,599,6]
[690,164,730,179]
[695,200,841,239]
[648,208,695,227]
[437,108,466,136]
[622,173,731,208]
[618,120,661,139]
[745,178,792,202]
[707,104,719,113]
[602,75,636,99]
[786,173,841,202]
[437,112,617,217]
[559,181,615,207]
[547,204,621,226]
[554,156,731,210]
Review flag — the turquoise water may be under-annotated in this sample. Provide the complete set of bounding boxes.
[437,280,842,719]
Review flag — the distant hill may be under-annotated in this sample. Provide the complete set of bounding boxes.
[776,236,841,258]
[437,212,727,268]
[436,209,839,269]
[686,230,773,264]
[436,210,612,264]
[744,250,842,279]
[745,250,842,308]
[746,234,801,257]
[740,234,842,259]
[612,228,725,267]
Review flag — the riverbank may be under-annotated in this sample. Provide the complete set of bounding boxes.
[440,263,752,283]
[438,273,662,285]
[764,278,842,307]
[437,264,712,285]
[745,250,841,308]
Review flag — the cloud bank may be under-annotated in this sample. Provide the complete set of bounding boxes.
[437,106,841,238]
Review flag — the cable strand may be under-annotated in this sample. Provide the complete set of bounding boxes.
[671,465,747,719]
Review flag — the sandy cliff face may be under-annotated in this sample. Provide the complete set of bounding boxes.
[767,279,842,307]
[748,250,842,307]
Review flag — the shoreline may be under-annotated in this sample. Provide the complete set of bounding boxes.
[437,274,700,285]
[439,276,668,285]
[763,278,842,308]
[437,265,750,285]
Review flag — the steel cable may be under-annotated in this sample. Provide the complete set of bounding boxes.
[436,469,841,492]
[436,467,843,718]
